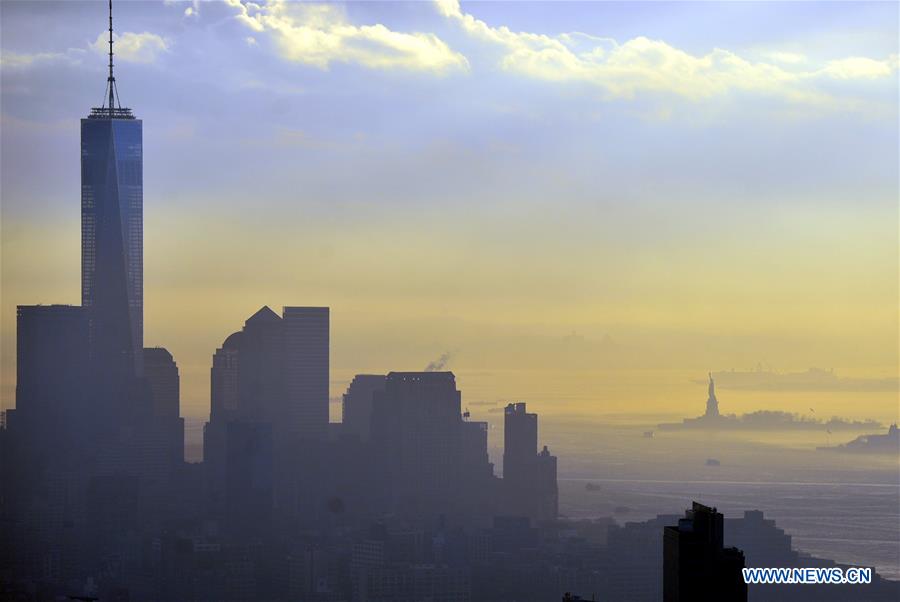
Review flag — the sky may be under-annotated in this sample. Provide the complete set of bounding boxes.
[1,1,898,423]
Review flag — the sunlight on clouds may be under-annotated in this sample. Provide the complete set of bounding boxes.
[0,51,78,70]
[436,0,897,104]
[226,0,468,73]
[91,31,170,64]
[820,56,897,80]
[764,51,807,65]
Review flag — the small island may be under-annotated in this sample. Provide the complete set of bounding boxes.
[818,424,900,454]
[659,374,882,432]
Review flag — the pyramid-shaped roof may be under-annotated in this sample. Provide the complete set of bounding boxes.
[245,305,281,327]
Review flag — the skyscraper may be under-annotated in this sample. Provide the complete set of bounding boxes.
[460,419,493,480]
[143,348,180,418]
[283,307,330,440]
[503,402,537,485]
[663,502,747,602]
[81,0,143,378]
[502,402,558,521]
[370,372,463,516]
[203,305,331,530]
[237,306,284,424]
[15,305,90,428]
[342,374,386,442]
[536,445,559,520]
[9,305,91,585]
[142,347,185,471]
[210,331,242,423]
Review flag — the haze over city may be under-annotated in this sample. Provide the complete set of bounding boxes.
[0,2,898,601]
[2,0,898,424]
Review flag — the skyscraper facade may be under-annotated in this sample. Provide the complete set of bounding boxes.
[143,347,180,418]
[502,402,558,522]
[142,347,185,473]
[371,372,463,516]
[210,331,242,423]
[663,502,747,602]
[203,305,332,529]
[503,402,537,485]
[283,307,330,439]
[15,305,90,428]
[342,374,387,442]
[81,92,143,378]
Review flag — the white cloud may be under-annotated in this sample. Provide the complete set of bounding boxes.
[819,56,896,80]
[225,0,468,73]
[0,51,77,70]
[91,31,170,64]
[436,0,897,104]
[764,51,807,65]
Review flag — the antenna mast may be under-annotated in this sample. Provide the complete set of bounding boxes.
[106,0,118,111]
[89,0,133,119]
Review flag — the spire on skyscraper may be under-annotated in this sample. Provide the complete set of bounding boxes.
[104,0,120,111]
[107,0,116,109]
[91,0,133,119]
[81,0,143,380]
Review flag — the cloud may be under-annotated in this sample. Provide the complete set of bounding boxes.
[225,0,468,73]
[0,51,78,70]
[91,31,170,64]
[764,51,807,65]
[435,0,897,104]
[701,368,899,393]
[819,56,897,80]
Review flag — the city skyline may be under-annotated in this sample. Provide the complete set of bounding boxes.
[1,1,898,423]
[1,2,898,600]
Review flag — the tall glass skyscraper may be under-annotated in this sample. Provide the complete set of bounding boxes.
[81,4,143,378]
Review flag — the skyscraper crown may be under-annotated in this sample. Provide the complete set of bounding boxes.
[88,0,134,119]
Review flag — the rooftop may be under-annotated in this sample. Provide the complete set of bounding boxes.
[87,107,135,120]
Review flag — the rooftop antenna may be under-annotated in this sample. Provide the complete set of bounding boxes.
[104,0,120,112]
[89,0,133,119]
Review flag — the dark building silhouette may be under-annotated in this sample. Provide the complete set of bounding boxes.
[207,305,329,436]
[727,510,799,568]
[371,372,464,518]
[283,306,330,440]
[663,502,747,602]
[85,475,140,578]
[205,305,329,431]
[461,419,493,480]
[503,402,537,485]
[536,444,559,520]
[235,306,285,424]
[14,305,90,428]
[607,514,680,600]
[502,402,558,522]
[144,347,179,418]
[600,509,900,602]
[81,49,143,380]
[342,374,386,442]
[210,331,242,422]
[204,305,330,532]
[139,347,185,500]
[225,421,274,538]
[20,6,900,602]
[5,305,92,585]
